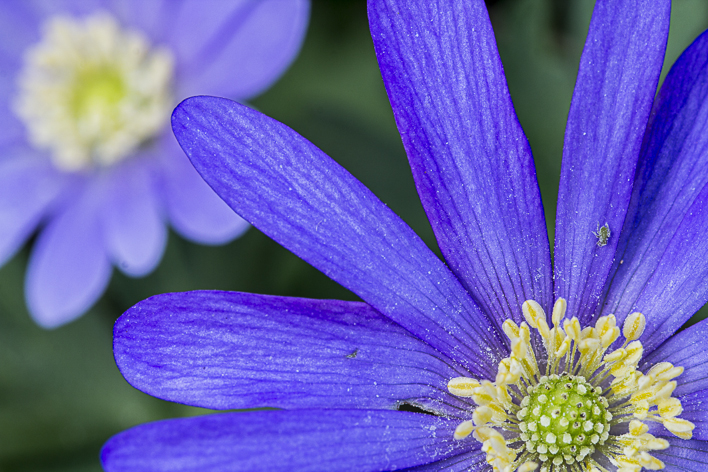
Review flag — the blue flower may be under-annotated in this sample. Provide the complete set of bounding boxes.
[0,0,310,328]
[103,0,708,470]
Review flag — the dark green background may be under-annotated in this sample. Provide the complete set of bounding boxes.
[1,0,707,470]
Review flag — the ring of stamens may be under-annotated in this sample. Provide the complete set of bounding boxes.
[448,298,695,472]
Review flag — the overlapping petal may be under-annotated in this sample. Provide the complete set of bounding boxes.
[0,154,66,266]
[25,183,112,328]
[369,0,551,331]
[677,390,708,441]
[601,30,708,349]
[553,0,670,323]
[101,161,166,277]
[175,0,310,100]
[114,291,472,416]
[160,138,250,245]
[101,410,466,472]
[1,0,308,327]
[172,96,506,376]
[110,0,174,45]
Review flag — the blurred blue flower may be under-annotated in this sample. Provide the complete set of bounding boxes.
[102,0,708,470]
[0,0,310,328]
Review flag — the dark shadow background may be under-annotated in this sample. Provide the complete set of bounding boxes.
[0,0,706,470]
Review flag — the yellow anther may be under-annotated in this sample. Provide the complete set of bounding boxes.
[638,451,664,470]
[519,322,531,343]
[474,425,499,442]
[629,420,648,436]
[549,327,566,353]
[625,341,643,360]
[647,362,684,382]
[601,326,621,348]
[580,326,595,339]
[552,298,567,326]
[498,385,512,405]
[611,370,641,397]
[563,317,581,340]
[613,342,643,377]
[596,314,617,335]
[616,455,642,470]
[511,337,527,360]
[555,335,571,357]
[654,381,677,400]
[663,417,695,440]
[646,437,670,451]
[473,405,494,426]
[472,380,499,405]
[657,397,683,418]
[518,462,538,472]
[447,377,480,397]
[502,319,520,340]
[611,362,637,380]
[633,400,649,419]
[578,337,601,354]
[454,420,474,440]
[496,358,522,385]
[536,318,551,340]
[623,312,646,341]
[604,348,626,363]
[522,300,545,329]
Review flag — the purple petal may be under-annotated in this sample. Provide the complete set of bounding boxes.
[18,0,105,18]
[115,291,472,416]
[405,448,486,472]
[109,0,174,45]
[601,31,708,349]
[553,0,670,323]
[100,160,166,277]
[0,4,39,146]
[368,0,551,329]
[677,390,708,441]
[160,136,250,245]
[170,0,310,100]
[641,319,708,398]
[653,437,708,472]
[0,154,66,266]
[0,1,41,58]
[25,182,112,328]
[101,410,467,472]
[172,96,505,377]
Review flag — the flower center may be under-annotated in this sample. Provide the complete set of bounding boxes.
[13,12,174,171]
[448,298,695,472]
[519,374,610,465]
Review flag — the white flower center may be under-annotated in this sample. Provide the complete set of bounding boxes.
[13,12,174,171]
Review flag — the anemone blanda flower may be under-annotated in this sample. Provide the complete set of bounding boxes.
[0,0,309,328]
[102,0,708,471]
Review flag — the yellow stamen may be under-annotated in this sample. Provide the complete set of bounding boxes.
[623,312,646,341]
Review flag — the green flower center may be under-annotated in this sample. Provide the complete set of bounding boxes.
[70,67,126,123]
[518,374,610,466]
